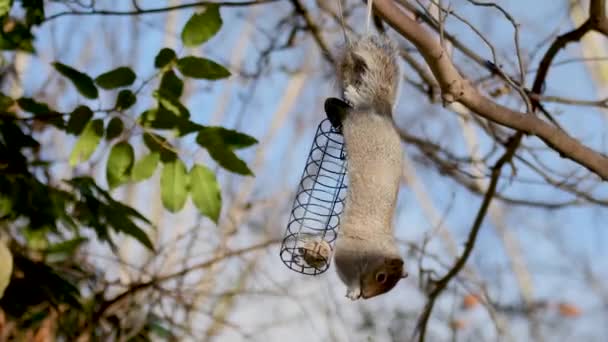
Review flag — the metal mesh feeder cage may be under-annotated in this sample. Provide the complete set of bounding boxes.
[280,116,348,276]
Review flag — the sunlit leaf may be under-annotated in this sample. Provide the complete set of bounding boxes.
[181,4,222,47]
[177,56,230,80]
[53,62,98,99]
[106,141,134,189]
[69,119,103,166]
[189,164,221,222]
[160,159,188,212]
[95,66,136,89]
[131,152,160,182]
[0,0,11,18]
[0,240,12,300]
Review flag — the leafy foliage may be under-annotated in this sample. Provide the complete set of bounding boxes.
[67,177,154,250]
[0,2,258,339]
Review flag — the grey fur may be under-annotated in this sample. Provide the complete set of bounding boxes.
[332,34,406,300]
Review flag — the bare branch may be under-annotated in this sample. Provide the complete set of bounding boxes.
[373,0,608,180]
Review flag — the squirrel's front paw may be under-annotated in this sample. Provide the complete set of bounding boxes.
[344,85,363,107]
[345,287,362,300]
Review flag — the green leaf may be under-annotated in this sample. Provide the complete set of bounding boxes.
[177,56,230,80]
[69,119,103,166]
[53,62,98,99]
[210,148,252,175]
[66,105,93,135]
[0,92,14,112]
[196,131,252,175]
[153,90,189,118]
[143,132,177,163]
[105,117,124,141]
[106,141,134,189]
[177,119,204,136]
[0,21,35,52]
[189,164,221,222]
[160,159,188,212]
[181,4,222,47]
[131,152,160,182]
[46,237,87,255]
[149,321,172,338]
[198,127,258,149]
[0,240,12,300]
[95,66,136,89]
[159,70,183,98]
[115,89,136,110]
[17,97,50,115]
[22,0,44,27]
[0,0,11,18]
[154,48,176,69]
[138,107,178,130]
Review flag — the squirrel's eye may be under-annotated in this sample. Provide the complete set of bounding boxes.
[375,271,387,283]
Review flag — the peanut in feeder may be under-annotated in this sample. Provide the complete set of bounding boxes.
[279,107,348,276]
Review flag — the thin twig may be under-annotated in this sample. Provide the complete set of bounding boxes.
[44,0,280,22]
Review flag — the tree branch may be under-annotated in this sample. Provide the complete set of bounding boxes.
[290,0,334,64]
[413,135,519,342]
[82,239,279,336]
[373,0,608,181]
[531,0,608,104]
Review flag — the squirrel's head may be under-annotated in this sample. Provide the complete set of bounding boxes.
[333,237,407,300]
[337,34,401,114]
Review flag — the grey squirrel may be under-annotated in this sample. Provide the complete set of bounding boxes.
[325,33,407,300]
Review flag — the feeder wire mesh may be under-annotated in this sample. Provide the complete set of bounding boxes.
[280,117,348,275]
